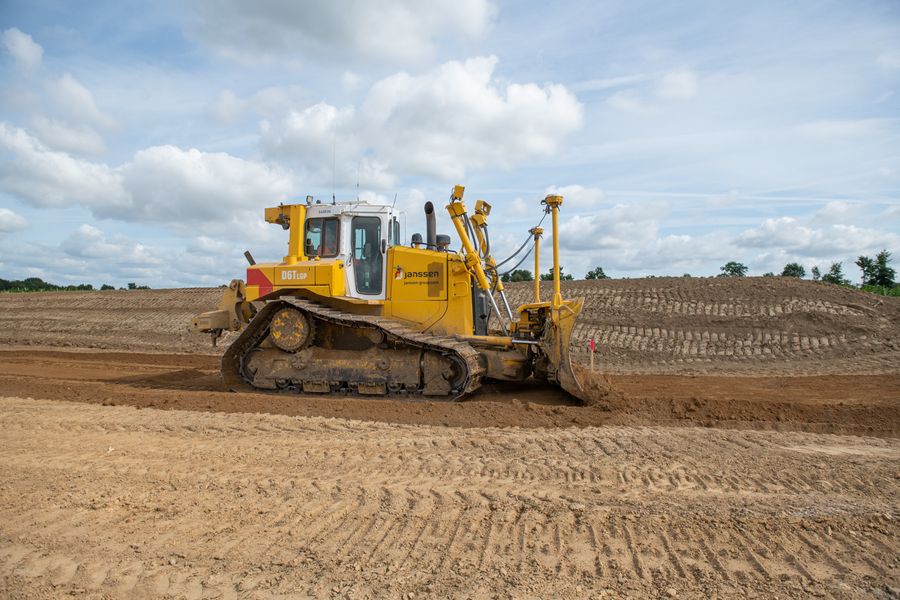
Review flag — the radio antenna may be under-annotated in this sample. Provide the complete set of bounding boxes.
[356,160,360,202]
[331,137,336,205]
[391,192,398,209]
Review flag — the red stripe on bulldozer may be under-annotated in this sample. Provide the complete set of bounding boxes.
[247,268,273,297]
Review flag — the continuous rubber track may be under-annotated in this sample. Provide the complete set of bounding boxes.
[0,397,897,599]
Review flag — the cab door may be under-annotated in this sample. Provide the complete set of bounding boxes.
[348,215,386,299]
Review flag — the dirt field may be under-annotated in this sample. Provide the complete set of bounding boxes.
[0,279,898,598]
[2,397,898,599]
[2,277,898,376]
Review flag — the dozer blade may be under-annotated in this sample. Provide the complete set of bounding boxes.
[541,298,587,402]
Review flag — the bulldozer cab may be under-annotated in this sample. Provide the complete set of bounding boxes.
[303,202,404,301]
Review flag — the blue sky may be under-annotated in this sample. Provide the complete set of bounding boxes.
[1,0,898,287]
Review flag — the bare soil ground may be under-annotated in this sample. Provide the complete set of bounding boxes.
[0,350,897,438]
[0,279,898,598]
[3,277,898,376]
[1,397,897,599]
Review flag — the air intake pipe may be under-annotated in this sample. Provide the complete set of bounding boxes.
[424,202,437,249]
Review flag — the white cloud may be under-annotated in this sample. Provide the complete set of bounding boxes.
[262,56,584,182]
[0,122,129,210]
[0,123,296,228]
[557,202,664,251]
[736,216,900,257]
[191,0,496,65]
[32,117,106,156]
[187,235,228,254]
[656,68,698,99]
[60,224,161,264]
[119,145,296,223]
[261,101,358,163]
[46,73,116,130]
[0,208,28,233]
[1,28,43,71]
[544,185,605,210]
[813,200,860,223]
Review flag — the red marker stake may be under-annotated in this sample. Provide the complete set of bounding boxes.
[589,338,595,372]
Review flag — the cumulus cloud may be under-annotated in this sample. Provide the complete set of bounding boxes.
[0,123,296,228]
[550,208,731,276]
[1,28,43,71]
[544,185,605,210]
[32,117,106,156]
[0,122,129,210]
[46,73,116,130]
[558,202,665,252]
[60,224,162,265]
[0,225,228,288]
[813,200,861,223]
[736,216,900,257]
[0,207,28,233]
[120,145,296,223]
[191,0,495,65]
[261,56,584,183]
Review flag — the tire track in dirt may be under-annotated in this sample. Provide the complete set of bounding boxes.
[1,397,897,598]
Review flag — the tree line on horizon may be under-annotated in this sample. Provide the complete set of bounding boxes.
[500,250,896,295]
[0,278,150,293]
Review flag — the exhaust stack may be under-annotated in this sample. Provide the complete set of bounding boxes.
[424,202,437,249]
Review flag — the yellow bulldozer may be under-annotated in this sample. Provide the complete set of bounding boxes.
[193,185,586,401]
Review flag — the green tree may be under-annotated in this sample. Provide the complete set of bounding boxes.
[540,267,574,281]
[874,250,896,286]
[821,262,850,286]
[811,266,821,281]
[100,284,115,290]
[500,269,533,283]
[718,261,748,277]
[762,272,775,277]
[585,266,609,280]
[855,255,875,285]
[857,250,895,287]
[781,262,805,278]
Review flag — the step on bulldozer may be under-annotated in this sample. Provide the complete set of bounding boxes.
[193,185,586,401]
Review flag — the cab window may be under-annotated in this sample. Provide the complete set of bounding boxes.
[304,217,340,258]
[352,216,382,294]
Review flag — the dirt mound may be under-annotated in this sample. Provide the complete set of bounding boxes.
[505,277,900,375]
[2,278,896,376]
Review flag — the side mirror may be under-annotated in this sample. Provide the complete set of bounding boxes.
[381,238,387,254]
